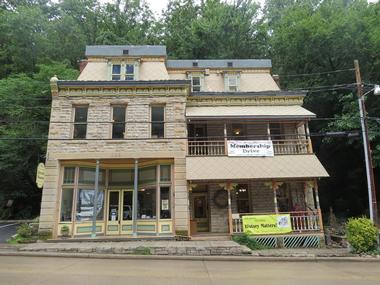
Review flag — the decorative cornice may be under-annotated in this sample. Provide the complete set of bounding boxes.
[58,86,188,97]
[186,95,305,106]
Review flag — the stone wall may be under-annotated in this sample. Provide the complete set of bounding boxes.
[39,90,189,235]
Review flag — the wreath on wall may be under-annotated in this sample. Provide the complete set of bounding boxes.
[213,189,228,208]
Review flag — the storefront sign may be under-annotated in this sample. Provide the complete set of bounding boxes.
[227,140,274,157]
[242,214,292,235]
[36,163,45,189]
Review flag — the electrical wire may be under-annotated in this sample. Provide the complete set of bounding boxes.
[277,68,355,78]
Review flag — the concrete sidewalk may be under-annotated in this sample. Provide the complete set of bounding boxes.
[17,240,252,256]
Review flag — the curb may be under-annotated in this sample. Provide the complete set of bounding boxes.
[0,251,379,262]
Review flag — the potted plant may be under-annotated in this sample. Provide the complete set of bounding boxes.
[60,225,70,238]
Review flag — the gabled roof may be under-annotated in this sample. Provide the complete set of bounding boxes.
[167,59,272,69]
[85,45,167,57]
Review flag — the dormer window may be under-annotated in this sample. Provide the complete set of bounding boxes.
[224,73,239,92]
[110,62,138,81]
[189,73,204,92]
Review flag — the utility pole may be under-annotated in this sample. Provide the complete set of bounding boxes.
[354,60,378,226]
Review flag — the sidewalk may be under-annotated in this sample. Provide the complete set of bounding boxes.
[1,240,379,261]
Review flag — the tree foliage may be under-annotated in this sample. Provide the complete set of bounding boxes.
[0,0,379,219]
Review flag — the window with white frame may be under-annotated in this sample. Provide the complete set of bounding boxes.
[225,73,239,92]
[111,62,137,81]
[191,75,202,92]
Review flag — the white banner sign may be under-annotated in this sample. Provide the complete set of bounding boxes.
[227,140,274,157]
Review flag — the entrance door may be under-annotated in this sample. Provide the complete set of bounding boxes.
[106,190,133,235]
[192,193,209,232]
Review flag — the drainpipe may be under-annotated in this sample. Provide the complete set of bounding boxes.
[132,159,138,237]
[91,160,100,238]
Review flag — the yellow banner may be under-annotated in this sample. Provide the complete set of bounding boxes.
[36,163,45,189]
[242,214,292,235]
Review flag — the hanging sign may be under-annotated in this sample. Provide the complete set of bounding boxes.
[242,214,292,235]
[161,200,169,210]
[36,163,45,189]
[227,140,274,157]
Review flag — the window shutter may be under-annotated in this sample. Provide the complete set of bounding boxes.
[107,61,112,80]
[134,61,140,80]
[200,75,205,92]
[224,74,229,91]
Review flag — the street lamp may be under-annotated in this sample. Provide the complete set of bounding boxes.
[354,60,379,226]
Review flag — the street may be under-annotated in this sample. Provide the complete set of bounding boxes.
[0,256,379,285]
[0,223,18,243]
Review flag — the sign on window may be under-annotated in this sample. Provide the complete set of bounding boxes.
[227,140,274,157]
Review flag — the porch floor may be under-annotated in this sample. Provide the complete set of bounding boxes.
[191,233,231,241]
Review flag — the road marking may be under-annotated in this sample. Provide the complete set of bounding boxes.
[0,223,18,229]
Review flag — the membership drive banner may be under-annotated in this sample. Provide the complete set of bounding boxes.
[227,140,274,157]
[242,214,292,235]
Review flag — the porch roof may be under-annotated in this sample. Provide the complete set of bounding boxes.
[186,155,329,180]
[186,105,315,119]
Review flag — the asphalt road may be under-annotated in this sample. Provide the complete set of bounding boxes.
[0,256,379,285]
[0,223,18,243]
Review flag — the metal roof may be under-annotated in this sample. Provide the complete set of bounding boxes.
[186,155,329,180]
[85,45,167,57]
[186,106,316,119]
[167,59,272,69]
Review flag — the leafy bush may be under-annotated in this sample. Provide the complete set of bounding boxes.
[16,223,32,238]
[38,230,52,241]
[60,225,70,237]
[232,234,265,250]
[346,217,378,253]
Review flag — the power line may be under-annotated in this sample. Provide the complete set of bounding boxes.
[277,68,355,78]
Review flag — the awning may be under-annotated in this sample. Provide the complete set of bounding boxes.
[186,155,328,180]
[186,105,315,119]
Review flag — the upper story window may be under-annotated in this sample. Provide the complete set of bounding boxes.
[111,62,138,81]
[224,73,239,92]
[189,73,203,92]
[151,105,165,138]
[73,106,88,139]
[112,106,126,139]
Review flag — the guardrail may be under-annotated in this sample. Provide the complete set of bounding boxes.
[188,139,311,156]
[232,211,321,234]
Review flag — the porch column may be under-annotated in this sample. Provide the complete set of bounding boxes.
[223,122,227,155]
[227,187,233,235]
[313,178,324,233]
[91,159,100,238]
[267,122,271,140]
[132,159,139,237]
[272,181,279,214]
[305,121,313,153]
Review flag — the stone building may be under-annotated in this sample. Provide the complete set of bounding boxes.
[40,45,328,244]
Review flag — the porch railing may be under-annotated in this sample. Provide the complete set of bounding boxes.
[232,211,321,234]
[188,139,311,156]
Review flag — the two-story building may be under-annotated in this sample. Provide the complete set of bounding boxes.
[39,45,328,247]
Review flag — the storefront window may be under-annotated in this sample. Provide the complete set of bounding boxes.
[109,169,134,186]
[160,165,171,182]
[60,188,73,222]
[63,167,75,184]
[138,166,156,185]
[76,189,104,222]
[236,184,250,213]
[160,187,170,219]
[138,188,156,219]
[123,191,133,220]
[78,167,104,185]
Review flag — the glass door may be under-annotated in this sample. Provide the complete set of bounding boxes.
[120,190,133,234]
[106,190,121,235]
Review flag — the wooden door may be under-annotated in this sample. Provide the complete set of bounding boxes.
[192,193,209,232]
